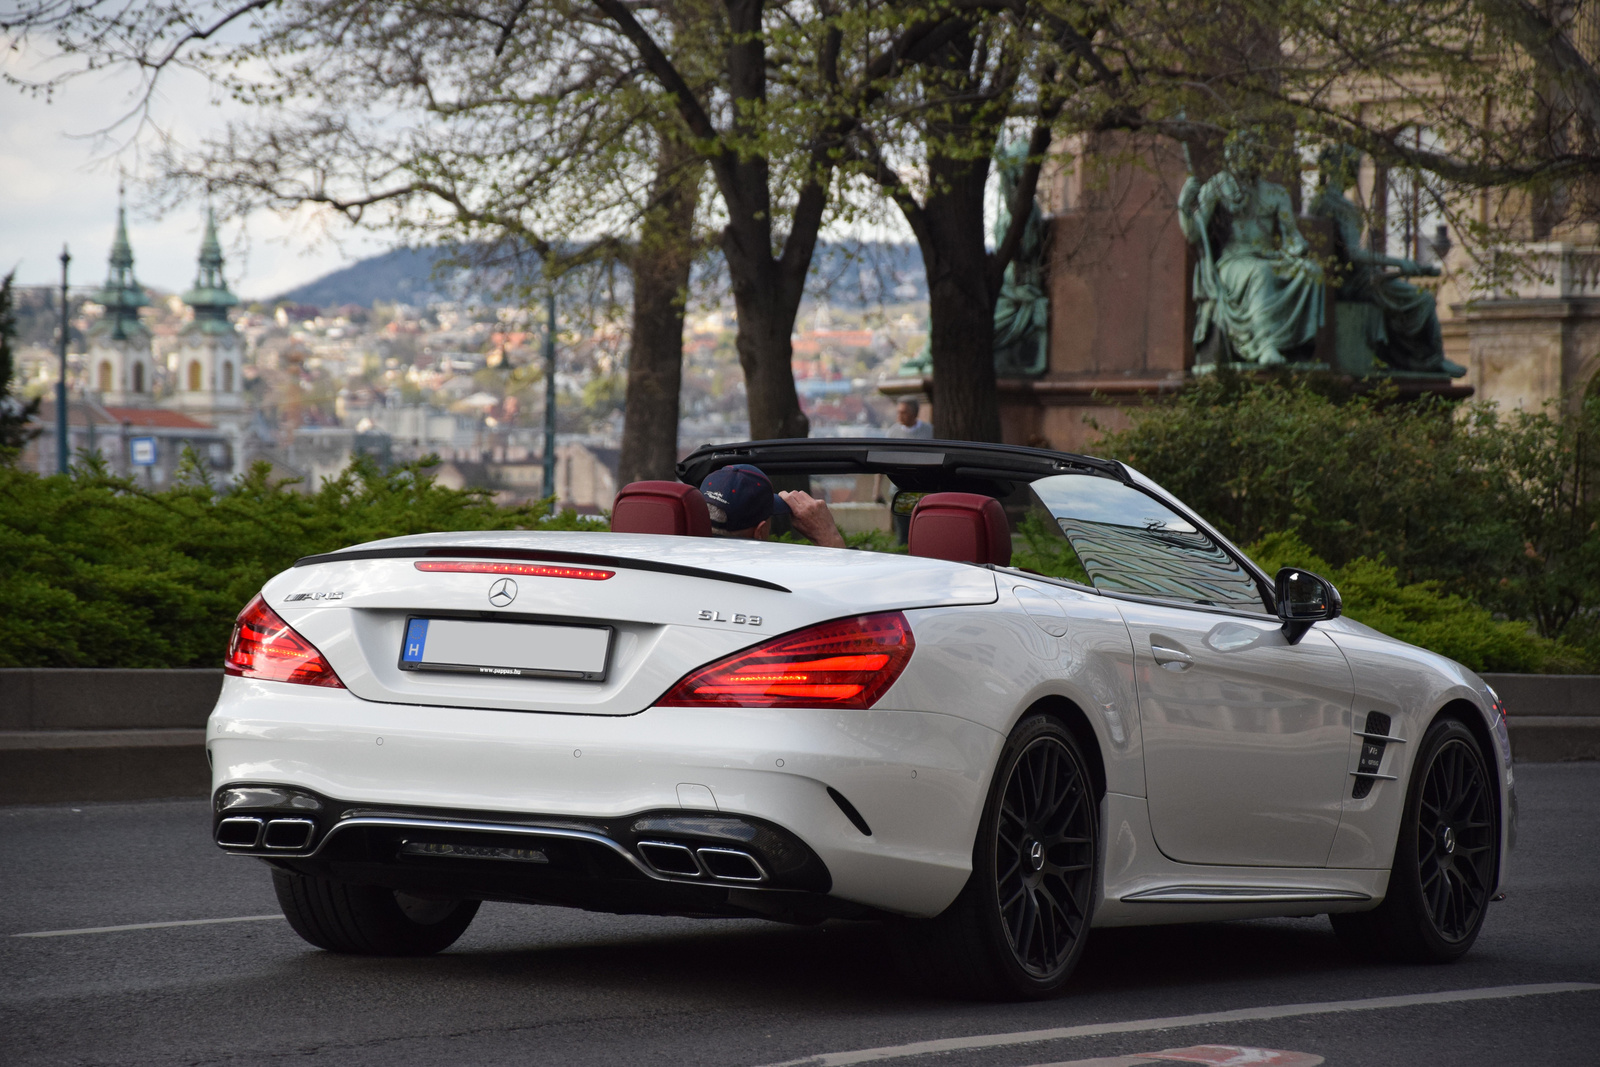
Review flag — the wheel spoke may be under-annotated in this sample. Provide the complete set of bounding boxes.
[1013,889,1038,962]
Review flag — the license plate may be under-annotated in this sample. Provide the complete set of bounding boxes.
[398,617,612,680]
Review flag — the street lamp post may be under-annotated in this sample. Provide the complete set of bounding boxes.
[56,245,70,475]
[541,291,557,508]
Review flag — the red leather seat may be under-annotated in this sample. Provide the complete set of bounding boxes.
[610,481,713,536]
[908,493,1011,566]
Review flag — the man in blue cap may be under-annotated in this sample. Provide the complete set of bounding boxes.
[700,463,846,548]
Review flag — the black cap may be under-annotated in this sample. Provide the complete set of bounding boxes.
[701,463,781,531]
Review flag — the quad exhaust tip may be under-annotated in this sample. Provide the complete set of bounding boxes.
[216,816,264,848]
[262,818,316,850]
[216,816,316,852]
[637,841,766,883]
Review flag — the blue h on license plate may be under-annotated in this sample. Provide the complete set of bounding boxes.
[402,618,430,663]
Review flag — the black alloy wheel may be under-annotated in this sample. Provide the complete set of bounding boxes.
[1332,716,1498,963]
[1416,731,1497,940]
[995,732,1098,980]
[893,714,1099,999]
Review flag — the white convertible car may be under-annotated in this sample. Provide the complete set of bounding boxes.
[209,439,1513,999]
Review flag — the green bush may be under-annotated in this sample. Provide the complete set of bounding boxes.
[1092,372,1600,665]
[0,454,586,668]
[1245,532,1585,674]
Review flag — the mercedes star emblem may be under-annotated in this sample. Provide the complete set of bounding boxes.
[487,577,518,607]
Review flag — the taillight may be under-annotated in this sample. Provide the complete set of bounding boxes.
[224,595,345,688]
[658,612,914,710]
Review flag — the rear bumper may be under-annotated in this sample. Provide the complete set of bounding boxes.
[207,676,1001,916]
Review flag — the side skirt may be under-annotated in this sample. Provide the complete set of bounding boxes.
[1093,791,1389,928]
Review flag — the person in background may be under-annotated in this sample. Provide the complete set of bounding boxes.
[886,398,933,439]
[700,463,847,549]
[883,397,932,541]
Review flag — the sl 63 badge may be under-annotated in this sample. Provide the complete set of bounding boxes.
[698,609,762,626]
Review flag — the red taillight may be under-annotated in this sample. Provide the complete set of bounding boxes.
[224,595,345,688]
[415,561,614,580]
[658,612,914,710]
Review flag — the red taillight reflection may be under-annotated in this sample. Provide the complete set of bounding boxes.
[414,561,614,580]
[224,595,345,688]
[658,612,914,710]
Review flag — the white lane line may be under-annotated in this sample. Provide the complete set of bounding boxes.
[11,915,283,938]
[761,982,1600,1067]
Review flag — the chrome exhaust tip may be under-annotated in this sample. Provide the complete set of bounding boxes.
[696,847,766,883]
[262,818,316,851]
[638,840,701,877]
[216,816,264,848]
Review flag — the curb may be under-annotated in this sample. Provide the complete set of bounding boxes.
[0,730,209,805]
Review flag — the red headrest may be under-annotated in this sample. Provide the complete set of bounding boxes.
[908,493,1011,566]
[610,481,713,536]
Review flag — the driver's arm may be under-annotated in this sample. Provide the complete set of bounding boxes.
[779,490,848,549]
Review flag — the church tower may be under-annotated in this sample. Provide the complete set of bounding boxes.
[170,209,244,414]
[87,201,154,404]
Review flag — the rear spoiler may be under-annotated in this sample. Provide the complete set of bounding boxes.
[292,546,791,593]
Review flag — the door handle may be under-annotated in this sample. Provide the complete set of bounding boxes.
[1151,644,1194,671]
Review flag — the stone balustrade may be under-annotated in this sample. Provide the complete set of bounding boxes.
[1490,242,1600,299]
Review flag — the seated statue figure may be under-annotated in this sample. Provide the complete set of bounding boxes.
[1308,144,1465,377]
[1178,131,1325,366]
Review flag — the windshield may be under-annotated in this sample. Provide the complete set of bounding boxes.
[1025,474,1264,610]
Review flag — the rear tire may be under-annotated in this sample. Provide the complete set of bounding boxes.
[272,868,480,956]
[1331,717,1497,963]
[894,714,1098,999]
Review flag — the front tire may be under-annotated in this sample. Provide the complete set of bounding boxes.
[272,868,480,956]
[895,714,1099,999]
[1332,716,1498,963]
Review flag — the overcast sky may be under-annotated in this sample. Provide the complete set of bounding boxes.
[1,59,380,302]
[2,43,932,307]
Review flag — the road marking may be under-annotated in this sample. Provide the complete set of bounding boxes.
[1030,1046,1323,1067]
[761,983,1600,1067]
[11,915,283,938]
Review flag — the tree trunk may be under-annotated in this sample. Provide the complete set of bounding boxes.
[907,70,1002,442]
[725,232,810,441]
[918,150,1002,442]
[618,142,701,485]
[591,0,835,444]
[718,0,812,442]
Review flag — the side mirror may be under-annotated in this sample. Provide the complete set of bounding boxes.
[1275,567,1342,644]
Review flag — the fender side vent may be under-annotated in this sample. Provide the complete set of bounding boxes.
[826,787,872,837]
[1353,711,1392,799]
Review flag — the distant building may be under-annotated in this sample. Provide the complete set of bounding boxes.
[170,211,244,408]
[85,203,155,406]
[164,210,249,477]
[23,398,231,485]
[554,442,618,513]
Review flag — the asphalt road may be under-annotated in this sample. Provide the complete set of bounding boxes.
[3,764,1597,1067]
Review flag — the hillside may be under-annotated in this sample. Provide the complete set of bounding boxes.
[271,246,461,308]
[272,241,928,310]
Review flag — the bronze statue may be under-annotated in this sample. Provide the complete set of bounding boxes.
[1178,131,1325,366]
[992,141,1049,376]
[1308,145,1465,377]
